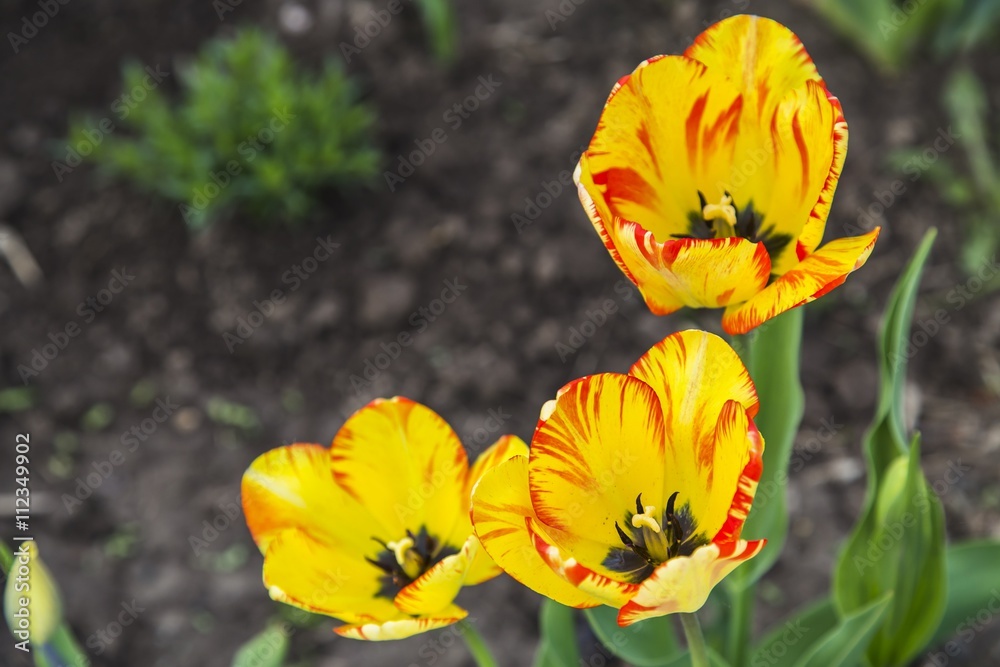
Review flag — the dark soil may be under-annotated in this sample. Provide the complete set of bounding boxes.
[1,0,999,666]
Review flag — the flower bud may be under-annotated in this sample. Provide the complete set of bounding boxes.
[4,541,63,646]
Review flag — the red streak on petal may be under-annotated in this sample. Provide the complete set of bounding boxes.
[686,93,709,173]
[791,109,810,200]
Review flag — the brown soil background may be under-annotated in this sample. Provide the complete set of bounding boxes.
[1,0,999,665]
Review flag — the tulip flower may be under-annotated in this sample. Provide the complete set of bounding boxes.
[242,397,527,640]
[574,14,879,335]
[4,541,62,647]
[471,330,764,625]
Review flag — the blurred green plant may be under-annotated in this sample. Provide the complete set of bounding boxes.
[811,0,1000,73]
[890,67,1000,276]
[415,0,457,62]
[69,28,379,230]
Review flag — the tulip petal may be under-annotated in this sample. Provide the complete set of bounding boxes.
[617,540,766,625]
[629,231,773,312]
[788,87,848,269]
[721,228,880,335]
[261,528,393,618]
[629,332,759,541]
[242,443,387,554]
[467,435,531,497]
[334,607,468,641]
[331,397,469,548]
[577,55,743,243]
[685,15,823,126]
[754,80,845,274]
[471,456,603,608]
[688,17,845,274]
[529,374,666,558]
[712,405,764,544]
[394,537,478,615]
[451,435,531,585]
[630,330,758,418]
[446,435,530,553]
[527,518,641,607]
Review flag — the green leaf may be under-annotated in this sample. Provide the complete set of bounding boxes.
[414,0,457,62]
[929,540,1000,648]
[943,68,998,203]
[660,647,732,667]
[728,307,805,587]
[751,599,838,667]
[810,0,899,72]
[934,0,1000,57]
[834,229,948,666]
[534,600,581,667]
[866,229,937,486]
[793,594,893,667]
[232,623,289,667]
[583,605,681,667]
[811,0,956,72]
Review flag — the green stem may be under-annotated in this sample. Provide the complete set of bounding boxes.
[48,624,90,667]
[726,332,753,667]
[680,613,710,667]
[459,619,498,667]
[727,585,752,667]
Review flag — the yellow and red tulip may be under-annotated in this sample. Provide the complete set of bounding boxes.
[241,397,526,640]
[471,330,764,625]
[574,14,879,335]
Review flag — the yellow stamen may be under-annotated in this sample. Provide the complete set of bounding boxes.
[386,537,423,579]
[387,537,415,566]
[703,193,738,227]
[631,505,661,534]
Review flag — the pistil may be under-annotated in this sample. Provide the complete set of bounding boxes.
[702,193,738,228]
[386,536,423,580]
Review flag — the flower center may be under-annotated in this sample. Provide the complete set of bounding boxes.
[604,493,708,583]
[674,190,793,263]
[615,492,687,565]
[386,536,424,580]
[366,528,444,596]
[702,193,738,229]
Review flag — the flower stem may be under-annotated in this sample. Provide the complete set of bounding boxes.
[459,619,498,667]
[727,585,752,667]
[49,624,90,667]
[680,613,710,667]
